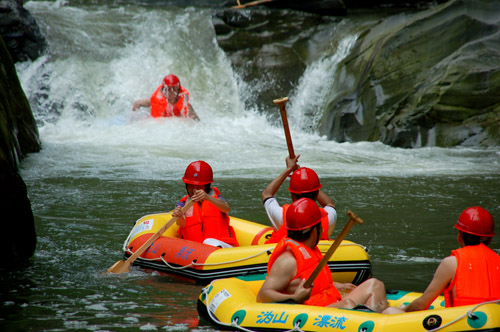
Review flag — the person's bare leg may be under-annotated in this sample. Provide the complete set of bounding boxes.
[327,278,388,313]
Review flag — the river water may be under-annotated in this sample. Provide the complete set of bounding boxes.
[3,1,500,331]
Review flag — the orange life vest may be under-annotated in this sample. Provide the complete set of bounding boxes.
[265,204,330,244]
[444,243,500,307]
[177,187,239,247]
[268,237,342,306]
[150,85,189,118]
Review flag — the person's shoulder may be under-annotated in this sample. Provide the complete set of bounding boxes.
[263,196,279,208]
[322,205,336,212]
[438,255,458,276]
[442,255,457,264]
[274,248,297,266]
[322,205,336,218]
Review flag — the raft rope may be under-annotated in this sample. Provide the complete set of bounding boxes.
[425,299,500,332]
[160,248,273,270]
[201,281,499,332]
[124,242,365,270]
[201,280,306,332]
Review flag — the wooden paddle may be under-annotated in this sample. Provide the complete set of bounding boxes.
[304,210,363,288]
[106,200,195,274]
[232,0,274,9]
[273,97,295,159]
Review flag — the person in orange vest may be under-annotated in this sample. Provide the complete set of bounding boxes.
[262,155,337,244]
[257,198,399,313]
[132,74,199,121]
[403,206,500,311]
[172,160,238,248]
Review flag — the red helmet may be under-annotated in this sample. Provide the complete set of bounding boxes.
[455,206,494,237]
[163,74,180,87]
[182,161,214,185]
[289,167,322,194]
[286,198,322,231]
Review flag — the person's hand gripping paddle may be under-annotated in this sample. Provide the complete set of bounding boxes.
[106,200,195,274]
[304,210,364,288]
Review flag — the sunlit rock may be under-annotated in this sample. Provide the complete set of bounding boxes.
[214,0,500,147]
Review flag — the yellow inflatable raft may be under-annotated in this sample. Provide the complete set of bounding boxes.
[197,277,500,332]
[122,212,371,284]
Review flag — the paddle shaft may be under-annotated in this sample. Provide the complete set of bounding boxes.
[106,200,195,273]
[273,97,295,159]
[304,210,363,288]
[232,0,274,9]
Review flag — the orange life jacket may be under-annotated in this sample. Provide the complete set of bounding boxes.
[150,85,189,118]
[268,237,342,306]
[444,243,500,307]
[265,204,330,244]
[177,187,239,247]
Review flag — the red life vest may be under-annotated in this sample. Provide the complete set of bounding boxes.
[150,85,189,118]
[268,237,342,306]
[177,187,239,247]
[444,243,500,307]
[265,204,330,244]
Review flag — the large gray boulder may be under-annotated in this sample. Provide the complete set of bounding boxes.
[213,0,500,147]
[324,0,500,147]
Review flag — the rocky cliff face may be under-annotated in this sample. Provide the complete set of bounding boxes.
[0,35,39,267]
[213,0,500,147]
[325,0,500,147]
[0,0,47,62]
[0,0,43,267]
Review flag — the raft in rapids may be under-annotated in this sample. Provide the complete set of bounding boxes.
[122,212,372,284]
[197,277,500,332]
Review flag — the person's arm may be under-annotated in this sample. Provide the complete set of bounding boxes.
[133,99,150,110]
[187,104,200,121]
[191,189,230,213]
[173,201,187,227]
[334,282,356,292]
[257,251,311,304]
[263,197,284,229]
[261,155,300,203]
[404,256,457,312]
[317,191,337,236]
[317,190,335,209]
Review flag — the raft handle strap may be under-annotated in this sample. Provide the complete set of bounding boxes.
[202,280,306,332]
[126,242,363,270]
[425,299,500,332]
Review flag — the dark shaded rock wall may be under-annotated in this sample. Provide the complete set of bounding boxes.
[0,36,40,164]
[0,162,37,268]
[0,0,42,267]
[0,0,47,62]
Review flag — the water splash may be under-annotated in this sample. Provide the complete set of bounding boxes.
[17,2,500,183]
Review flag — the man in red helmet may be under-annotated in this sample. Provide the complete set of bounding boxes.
[132,74,199,121]
[172,160,238,248]
[403,206,500,311]
[257,198,399,313]
[262,155,337,243]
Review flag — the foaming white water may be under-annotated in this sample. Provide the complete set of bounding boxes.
[289,34,358,131]
[18,2,500,182]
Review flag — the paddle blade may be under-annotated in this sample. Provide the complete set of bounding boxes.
[106,260,130,274]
